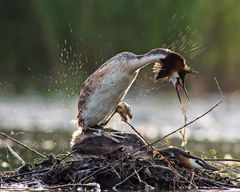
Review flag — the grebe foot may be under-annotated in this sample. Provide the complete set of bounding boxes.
[82,125,103,133]
[101,131,125,143]
[116,102,133,122]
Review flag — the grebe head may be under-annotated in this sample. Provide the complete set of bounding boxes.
[152,49,193,104]
[160,147,218,171]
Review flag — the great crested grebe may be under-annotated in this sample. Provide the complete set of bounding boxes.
[70,128,147,157]
[153,50,192,104]
[159,147,218,171]
[77,48,192,138]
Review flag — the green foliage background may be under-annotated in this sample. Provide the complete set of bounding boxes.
[1,0,240,95]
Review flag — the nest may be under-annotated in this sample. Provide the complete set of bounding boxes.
[1,147,239,191]
[1,97,240,191]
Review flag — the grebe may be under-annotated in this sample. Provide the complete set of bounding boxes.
[77,48,192,138]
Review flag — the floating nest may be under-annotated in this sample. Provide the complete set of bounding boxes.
[1,125,240,191]
[1,146,240,191]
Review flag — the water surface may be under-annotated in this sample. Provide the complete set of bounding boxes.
[0,93,239,142]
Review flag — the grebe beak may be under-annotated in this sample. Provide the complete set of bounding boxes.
[175,78,190,105]
[191,159,219,171]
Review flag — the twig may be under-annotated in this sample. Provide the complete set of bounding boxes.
[121,124,193,187]
[179,103,188,149]
[204,158,240,163]
[81,80,224,184]
[81,97,223,187]
[148,98,223,147]
[4,168,49,179]
[122,120,155,151]
[80,164,108,182]
[46,182,100,190]
[161,159,197,188]
[59,150,77,162]
[80,97,223,183]
[5,143,25,165]
[44,150,78,176]
[136,78,224,152]
[135,168,142,183]
[3,145,13,171]
[195,174,235,188]
[142,156,197,188]
[224,166,240,173]
[149,164,175,171]
[188,172,195,188]
[231,177,240,181]
[214,77,224,98]
[0,132,46,158]
[112,167,143,190]
[134,168,155,190]
[111,167,121,179]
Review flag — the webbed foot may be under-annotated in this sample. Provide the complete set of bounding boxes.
[93,129,125,143]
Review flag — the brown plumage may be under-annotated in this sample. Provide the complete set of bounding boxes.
[153,50,193,104]
[159,147,218,171]
[78,50,164,129]
[77,67,109,127]
[76,48,194,132]
[153,51,192,80]
[70,128,147,157]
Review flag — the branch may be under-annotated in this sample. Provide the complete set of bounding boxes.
[81,97,224,183]
[5,143,25,165]
[0,132,46,158]
[148,98,223,147]
[5,168,49,179]
[122,120,155,151]
[112,167,143,190]
[59,150,77,162]
[46,182,100,190]
[204,158,240,163]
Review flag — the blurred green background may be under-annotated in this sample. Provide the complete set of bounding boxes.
[1,0,240,96]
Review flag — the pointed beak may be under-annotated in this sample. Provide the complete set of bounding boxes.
[175,83,182,105]
[175,79,190,105]
[190,158,219,171]
[202,163,219,171]
[199,161,219,171]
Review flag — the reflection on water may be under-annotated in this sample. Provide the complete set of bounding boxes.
[0,93,240,142]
